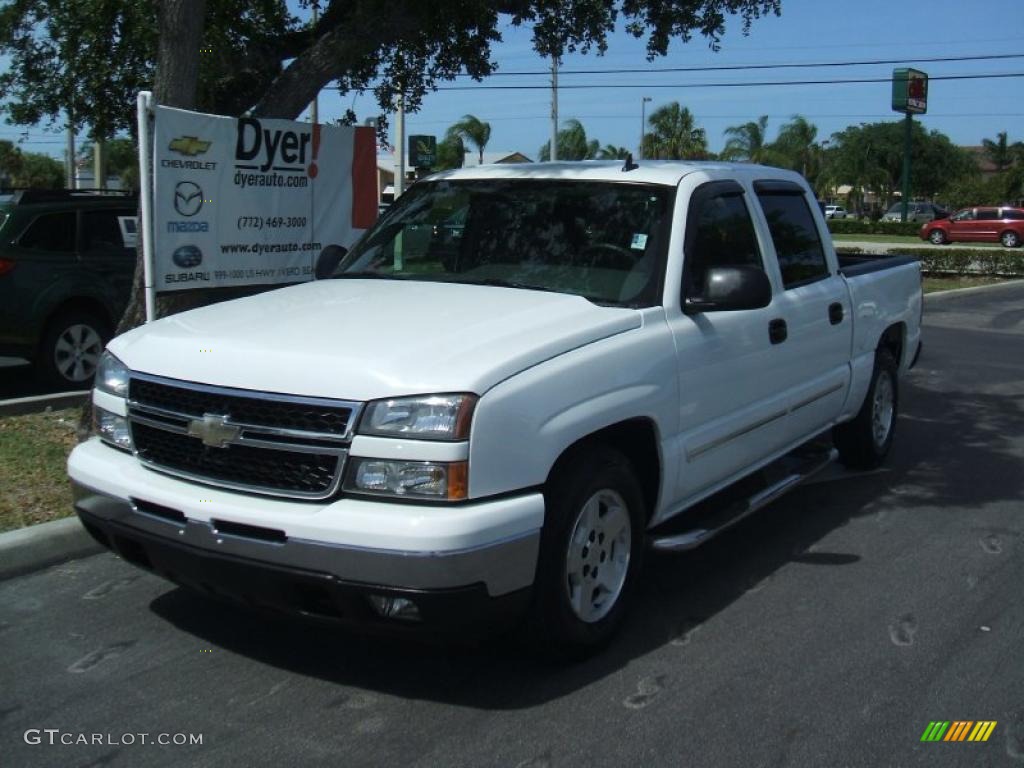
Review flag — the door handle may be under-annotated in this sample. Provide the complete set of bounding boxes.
[829,302,844,325]
[769,319,788,345]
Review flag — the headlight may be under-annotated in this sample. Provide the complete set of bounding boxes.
[95,352,130,397]
[94,407,133,452]
[346,458,468,500]
[360,394,476,440]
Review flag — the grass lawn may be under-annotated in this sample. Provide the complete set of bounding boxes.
[831,233,1002,248]
[0,407,79,532]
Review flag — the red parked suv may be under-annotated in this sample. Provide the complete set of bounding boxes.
[920,206,1024,248]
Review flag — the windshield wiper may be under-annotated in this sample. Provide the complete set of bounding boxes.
[449,277,561,293]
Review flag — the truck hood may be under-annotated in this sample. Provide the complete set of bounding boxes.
[109,279,642,401]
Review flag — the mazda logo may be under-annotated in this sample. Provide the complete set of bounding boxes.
[187,414,240,448]
[174,181,204,217]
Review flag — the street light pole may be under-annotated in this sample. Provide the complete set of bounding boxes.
[639,97,651,160]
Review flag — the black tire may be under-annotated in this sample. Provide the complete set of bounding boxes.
[1000,230,1021,248]
[37,310,110,388]
[833,348,898,470]
[525,443,646,659]
[928,229,947,245]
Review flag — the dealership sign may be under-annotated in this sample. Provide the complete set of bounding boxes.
[892,68,928,115]
[151,105,377,291]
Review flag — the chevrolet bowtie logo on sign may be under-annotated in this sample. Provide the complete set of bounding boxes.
[169,136,212,156]
[920,721,997,743]
[187,414,240,448]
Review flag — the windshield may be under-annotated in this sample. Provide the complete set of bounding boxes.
[333,178,672,306]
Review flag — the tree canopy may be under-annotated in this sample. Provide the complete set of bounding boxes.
[1,0,781,141]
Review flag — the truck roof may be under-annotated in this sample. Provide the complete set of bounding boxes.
[427,160,801,188]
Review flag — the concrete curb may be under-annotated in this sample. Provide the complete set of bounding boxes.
[0,515,104,580]
[925,278,1024,301]
[0,390,89,417]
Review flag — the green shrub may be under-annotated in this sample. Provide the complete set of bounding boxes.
[885,247,1024,276]
[827,219,922,237]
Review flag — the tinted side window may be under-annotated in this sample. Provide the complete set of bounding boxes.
[976,209,999,221]
[82,209,131,252]
[756,192,829,288]
[1004,210,1024,221]
[685,191,762,293]
[18,211,76,252]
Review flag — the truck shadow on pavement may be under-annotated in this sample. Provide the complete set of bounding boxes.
[146,376,1022,709]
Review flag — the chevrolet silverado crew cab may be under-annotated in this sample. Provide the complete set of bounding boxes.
[68,161,922,655]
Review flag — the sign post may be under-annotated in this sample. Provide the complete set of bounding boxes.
[891,68,928,223]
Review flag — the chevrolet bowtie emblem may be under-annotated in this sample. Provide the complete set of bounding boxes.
[168,136,212,156]
[187,414,240,448]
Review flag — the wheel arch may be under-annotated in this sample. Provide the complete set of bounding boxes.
[545,417,662,523]
[877,322,905,367]
[36,296,115,357]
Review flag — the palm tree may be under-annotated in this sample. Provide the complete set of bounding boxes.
[641,103,708,160]
[773,115,820,178]
[435,129,466,170]
[449,114,492,165]
[538,119,600,161]
[982,131,1013,172]
[721,115,771,163]
[598,144,631,160]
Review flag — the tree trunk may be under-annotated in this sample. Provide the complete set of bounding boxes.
[79,0,208,439]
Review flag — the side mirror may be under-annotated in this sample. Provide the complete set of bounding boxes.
[314,244,348,280]
[684,265,772,314]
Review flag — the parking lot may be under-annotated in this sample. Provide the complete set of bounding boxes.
[2,281,1023,767]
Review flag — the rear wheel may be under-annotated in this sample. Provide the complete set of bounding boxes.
[833,349,898,470]
[37,310,109,388]
[525,443,645,658]
[928,229,947,245]
[1000,230,1021,248]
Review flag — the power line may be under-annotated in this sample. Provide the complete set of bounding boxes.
[433,72,1024,91]
[458,52,1024,77]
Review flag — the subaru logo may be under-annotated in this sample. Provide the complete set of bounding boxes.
[186,414,240,448]
[174,181,204,217]
[172,245,203,268]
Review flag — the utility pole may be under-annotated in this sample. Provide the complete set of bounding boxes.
[395,93,406,196]
[93,140,107,190]
[65,118,75,189]
[639,96,651,160]
[310,1,319,124]
[550,56,558,162]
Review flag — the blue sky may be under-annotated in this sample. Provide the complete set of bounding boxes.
[3,0,1022,160]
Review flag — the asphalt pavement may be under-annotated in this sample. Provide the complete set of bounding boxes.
[2,282,1023,767]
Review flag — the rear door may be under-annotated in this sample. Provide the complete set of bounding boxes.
[79,207,137,311]
[972,208,1001,241]
[751,180,852,445]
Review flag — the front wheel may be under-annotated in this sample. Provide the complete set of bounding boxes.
[525,443,645,658]
[928,229,947,245]
[833,349,898,470]
[1000,230,1021,248]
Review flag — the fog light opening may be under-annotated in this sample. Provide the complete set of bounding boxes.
[367,594,422,622]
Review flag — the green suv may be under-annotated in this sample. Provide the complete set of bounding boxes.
[0,189,137,387]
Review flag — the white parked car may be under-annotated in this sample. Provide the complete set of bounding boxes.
[69,161,923,656]
[824,205,847,219]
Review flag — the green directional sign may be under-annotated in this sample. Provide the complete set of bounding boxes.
[409,135,437,168]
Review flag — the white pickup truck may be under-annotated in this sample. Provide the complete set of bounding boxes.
[69,160,922,655]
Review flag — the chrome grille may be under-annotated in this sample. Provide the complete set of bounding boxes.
[127,374,361,500]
